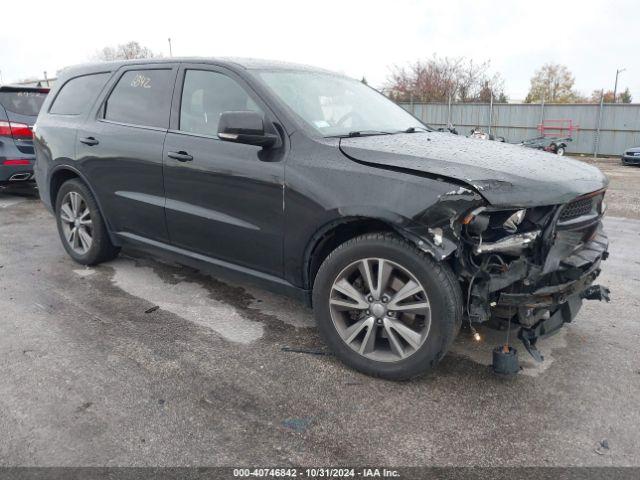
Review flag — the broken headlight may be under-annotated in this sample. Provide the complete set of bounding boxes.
[461,207,548,255]
[503,209,526,233]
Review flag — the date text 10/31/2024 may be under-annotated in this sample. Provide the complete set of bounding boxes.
[232,468,400,478]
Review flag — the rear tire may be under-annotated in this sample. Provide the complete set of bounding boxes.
[556,146,565,156]
[55,179,119,265]
[312,233,462,380]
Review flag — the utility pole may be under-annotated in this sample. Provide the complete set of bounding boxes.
[43,71,49,87]
[594,90,604,159]
[168,38,173,57]
[488,91,493,135]
[613,68,625,103]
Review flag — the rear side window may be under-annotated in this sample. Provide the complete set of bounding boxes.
[50,73,110,115]
[104,69,173,128]
[0,90,47,116]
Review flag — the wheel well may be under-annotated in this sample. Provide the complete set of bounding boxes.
[49,169,79,207]
[306,218,395,289]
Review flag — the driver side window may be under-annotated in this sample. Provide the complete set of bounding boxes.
[179,70,262,137]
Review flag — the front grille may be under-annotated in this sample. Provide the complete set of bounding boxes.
[560,197,594,220]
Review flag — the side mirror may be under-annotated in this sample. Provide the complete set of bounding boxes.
[217,111,278,148]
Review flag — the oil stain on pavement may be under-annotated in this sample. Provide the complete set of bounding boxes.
[110,258,265,344]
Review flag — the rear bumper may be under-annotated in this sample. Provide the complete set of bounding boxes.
[0,159,34,183]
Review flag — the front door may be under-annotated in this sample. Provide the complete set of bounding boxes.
[163,65,286,277]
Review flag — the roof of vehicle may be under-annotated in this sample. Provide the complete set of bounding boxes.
[0,85,50,93]
[59,57,339,78]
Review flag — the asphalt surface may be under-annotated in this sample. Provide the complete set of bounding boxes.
[0,185,639,467]
[579,157,640,220]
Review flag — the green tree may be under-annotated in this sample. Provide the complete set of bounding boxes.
[525,63,579,103]
[619,87,632,103]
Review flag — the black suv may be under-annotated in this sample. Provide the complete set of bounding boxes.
[34,58,609,379]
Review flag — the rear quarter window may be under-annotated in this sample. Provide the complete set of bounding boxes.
[49,73,111,115]
[0,90,47,116]
[103,69,173,129]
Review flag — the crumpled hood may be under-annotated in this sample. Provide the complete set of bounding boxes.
[339,132,608,208]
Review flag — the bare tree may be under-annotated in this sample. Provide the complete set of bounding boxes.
[386,55,507,103]
[590,90,615,103]
[94,41,158,61]
[525,63,580,103]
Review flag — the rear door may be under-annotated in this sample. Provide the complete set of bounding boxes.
[76,65,178,243]
[162,64,286,276]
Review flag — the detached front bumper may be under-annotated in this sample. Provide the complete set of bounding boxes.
[463,209,610,361]
[499,230,608,363]
[497,228,608,309]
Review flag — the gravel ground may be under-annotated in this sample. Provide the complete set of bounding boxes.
[0,163,638,467]
[573,156,640,219]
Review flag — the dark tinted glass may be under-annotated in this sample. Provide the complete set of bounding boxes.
[179,70,261,136]
[49,73,110,115]
[0,90,48,116]
[105,69,173,128]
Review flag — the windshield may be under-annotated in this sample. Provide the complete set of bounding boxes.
[256,70,425,137]
[0,90,47,117]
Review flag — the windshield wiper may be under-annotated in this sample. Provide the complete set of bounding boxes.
[403,126,430,133]
[346,130,393,137]
[326,130,392,138]
[327,128,429,138]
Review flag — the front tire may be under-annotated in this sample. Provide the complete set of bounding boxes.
[556,146,566,156]
[312,233,463,380]
[55,178,119,265]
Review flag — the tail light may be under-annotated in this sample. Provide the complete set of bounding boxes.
[3,159,31,165]
[0,120,33,139]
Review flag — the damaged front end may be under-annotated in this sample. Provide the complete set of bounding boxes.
[459,189,610,361]
[408,187,610,363]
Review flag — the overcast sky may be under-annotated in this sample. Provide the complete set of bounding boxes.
[1,0,638,101]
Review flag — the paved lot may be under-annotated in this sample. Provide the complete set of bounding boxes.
[0,162,639,466]
[576,157,640,219]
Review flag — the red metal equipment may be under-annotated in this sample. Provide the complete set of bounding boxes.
[537,119,579,138]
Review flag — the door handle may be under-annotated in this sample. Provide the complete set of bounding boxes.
[167,151,193,162]
[80,136,99,146]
